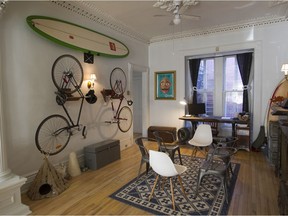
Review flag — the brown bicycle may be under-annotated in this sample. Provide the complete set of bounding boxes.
[101,67,133,133]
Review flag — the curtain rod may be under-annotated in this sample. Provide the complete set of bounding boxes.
[186,49,254,60]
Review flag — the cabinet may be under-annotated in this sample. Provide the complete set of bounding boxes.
[235,124,250,151]
[267,121,280,168]
[278,120,288,214]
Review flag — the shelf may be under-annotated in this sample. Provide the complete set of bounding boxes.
[271,105,288,116]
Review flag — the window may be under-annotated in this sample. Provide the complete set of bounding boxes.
[186,52,252,118]
[223,56,243,117]
[197,58,214,116]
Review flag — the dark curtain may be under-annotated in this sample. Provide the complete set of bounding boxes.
[236,52,252,112]
[189,59,201,104]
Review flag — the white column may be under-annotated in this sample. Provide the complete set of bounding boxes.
[0,9,31,214]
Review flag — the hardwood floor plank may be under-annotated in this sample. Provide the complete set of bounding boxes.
[22,142,279,215]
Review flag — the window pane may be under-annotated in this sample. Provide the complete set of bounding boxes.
[223,56,243,117]
[224,56,242,91]
[198,59,214,90]
[197,59,214,116]
[224,92,243,117]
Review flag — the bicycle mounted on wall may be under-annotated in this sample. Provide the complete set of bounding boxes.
[35,54,96,156]
[101,67,133,133]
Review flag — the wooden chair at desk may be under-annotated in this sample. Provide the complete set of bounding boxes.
[191,121,219,137]
[203,122,219,137]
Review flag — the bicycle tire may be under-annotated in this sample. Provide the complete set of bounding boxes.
[117,106,133,132]
[110,67,127,95]
[177,127,191,144]
[52,54,83,94]
[35,114,71,155]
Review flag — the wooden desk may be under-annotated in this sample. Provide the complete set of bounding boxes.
[179,115,249,137]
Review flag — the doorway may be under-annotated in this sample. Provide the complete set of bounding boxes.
[128,63,149,137]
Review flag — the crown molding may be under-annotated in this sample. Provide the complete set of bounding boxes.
[51,1,288,45]
[150,15,288,43]
[51,1,150,44]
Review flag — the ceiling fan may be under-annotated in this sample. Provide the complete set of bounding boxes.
[153,0,200,25]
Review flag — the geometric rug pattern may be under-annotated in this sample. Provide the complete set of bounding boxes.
[110,155,240,215]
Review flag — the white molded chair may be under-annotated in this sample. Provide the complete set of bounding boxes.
[148,150,187,210]
[188,124,213,158]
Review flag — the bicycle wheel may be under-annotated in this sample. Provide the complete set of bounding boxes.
[117,106,133,132]
[35,114,71,155]
[110,67,127,95]
[52,54,83,94]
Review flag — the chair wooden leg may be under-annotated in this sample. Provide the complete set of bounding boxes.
[191,147,197,158]
[149,175,159,201]
[170,178,175,210]
[178,175,186,196]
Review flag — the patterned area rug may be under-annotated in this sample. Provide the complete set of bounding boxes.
[110,155,240,215]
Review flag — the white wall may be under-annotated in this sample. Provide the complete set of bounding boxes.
[0,2,148,177]
[149,22,288,141]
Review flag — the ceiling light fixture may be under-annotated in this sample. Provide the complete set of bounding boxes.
[173,14,181,25]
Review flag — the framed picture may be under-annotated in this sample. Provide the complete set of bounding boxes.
[155,70,176,100]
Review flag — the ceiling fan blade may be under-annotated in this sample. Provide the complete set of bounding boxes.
[178,4,189,14]
[181,14,200,20]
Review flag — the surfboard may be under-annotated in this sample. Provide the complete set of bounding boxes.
[252,79,288,149]
[26,15,129,58]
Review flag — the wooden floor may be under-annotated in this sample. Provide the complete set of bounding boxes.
[22,142,280,215]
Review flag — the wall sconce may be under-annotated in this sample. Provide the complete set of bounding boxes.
[87,73,96,89]
[281,63,288,81]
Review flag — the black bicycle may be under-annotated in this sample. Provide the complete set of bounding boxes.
[35,54,96,156]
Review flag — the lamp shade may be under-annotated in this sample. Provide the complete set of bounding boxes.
[281,64,288,73]
[173,15,181,25]
[90,74,96,81]
[179,99,187,105]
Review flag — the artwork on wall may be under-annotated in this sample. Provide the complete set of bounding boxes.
[155,70,176,100]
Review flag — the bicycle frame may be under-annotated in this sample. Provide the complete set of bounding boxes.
[111,95,125,120]
[59,74,85,129]
[60,71,78,91]
[112,80,124,94]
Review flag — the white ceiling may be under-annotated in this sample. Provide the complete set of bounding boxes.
[63,1,288,43]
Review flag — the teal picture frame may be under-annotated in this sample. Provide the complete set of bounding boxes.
[155,71,176,100]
